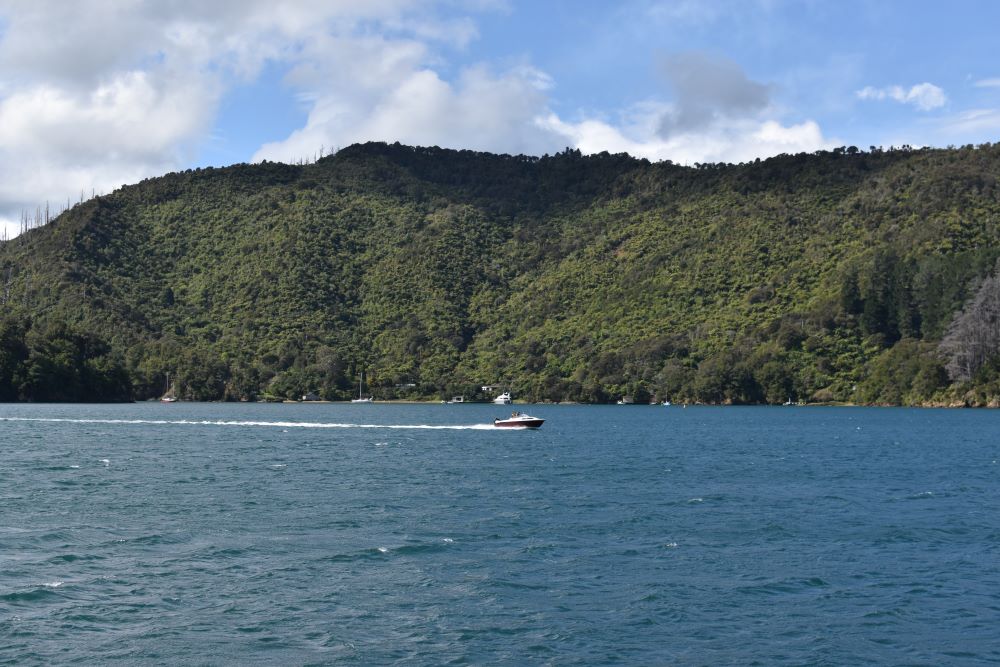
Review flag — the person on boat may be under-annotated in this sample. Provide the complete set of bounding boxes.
[511,411,519,417]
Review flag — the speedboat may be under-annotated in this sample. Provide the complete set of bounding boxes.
[493,391,512,405]
[494,412,544,428]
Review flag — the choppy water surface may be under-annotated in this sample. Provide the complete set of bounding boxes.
[2,403,999,665]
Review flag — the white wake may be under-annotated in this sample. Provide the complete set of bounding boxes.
[0,417,501,430]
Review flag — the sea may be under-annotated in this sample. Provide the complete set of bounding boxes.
[1,402,998,665]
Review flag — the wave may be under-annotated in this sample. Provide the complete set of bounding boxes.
[1,586,64,602]
[0,417,503,431]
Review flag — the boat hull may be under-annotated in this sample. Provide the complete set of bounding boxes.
[493,418,544,428]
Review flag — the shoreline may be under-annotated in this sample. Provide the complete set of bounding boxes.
[1,398,991,408]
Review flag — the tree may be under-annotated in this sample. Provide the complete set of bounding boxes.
[940,264,1000,382]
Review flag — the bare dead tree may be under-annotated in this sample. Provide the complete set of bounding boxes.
[940,265,1000,381]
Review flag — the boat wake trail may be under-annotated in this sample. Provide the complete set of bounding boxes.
[0,418,499,430]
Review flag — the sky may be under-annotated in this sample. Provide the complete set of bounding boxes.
[2,0,1000,239]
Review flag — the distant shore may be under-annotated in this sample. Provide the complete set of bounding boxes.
[124,398,996,408]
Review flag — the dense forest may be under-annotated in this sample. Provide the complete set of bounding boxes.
[3,141,1000,405]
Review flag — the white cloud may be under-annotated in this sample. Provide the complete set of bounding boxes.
[0,72,213,161]
[0,71,210,230]
[540,106,835,165]
[0,0,455,231]
[254,52,562,161]
[255,40,836,167]
[548,51,834,164]
[856,82,947,111]
[941,108,1000,134]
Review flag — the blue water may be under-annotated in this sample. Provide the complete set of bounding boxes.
[1,403,999,665]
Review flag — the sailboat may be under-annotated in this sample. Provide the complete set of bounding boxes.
[160,372,177,402]
[351,371,373,403]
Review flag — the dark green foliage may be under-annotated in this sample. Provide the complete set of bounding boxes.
[0,316,132,402]
[857,339,948,405]
[0,318,30,401]
[3,141,1000,404]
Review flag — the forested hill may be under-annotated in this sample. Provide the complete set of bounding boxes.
[3,141,1000,405]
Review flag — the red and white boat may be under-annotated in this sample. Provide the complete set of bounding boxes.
[493,412,545,428]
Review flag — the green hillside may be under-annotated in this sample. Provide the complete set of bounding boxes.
[3,141,1000,404]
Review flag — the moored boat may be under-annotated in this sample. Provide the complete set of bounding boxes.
[160,372,177,402]
[494,411,544,428]
[493,391,512,405]
[351,371,373,402]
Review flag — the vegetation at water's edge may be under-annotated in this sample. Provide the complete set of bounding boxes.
[3,141,1000,405]
[0,318,131,402]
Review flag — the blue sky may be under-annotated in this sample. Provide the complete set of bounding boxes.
[2,0,1000,238]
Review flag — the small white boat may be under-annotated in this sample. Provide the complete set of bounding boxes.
[493,391,512,405]
[447,396,464,403]
[352,372,373,402]
[494,412,544,428]
[160,372,177,402]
